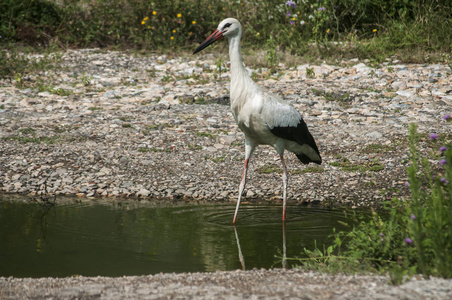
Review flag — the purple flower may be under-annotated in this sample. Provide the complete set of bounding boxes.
[289,20,295,25]
[286,12,292,17]
[286,0,296,8]
[318,7,326,11]
[380,233,384,237]
[410,214,416,220]
[440,178,449,185]
[430,133,439,140]
[405,182,410,187]
[443,114,450,121]
[440,159,447,165]
[439,146,447,153]
[405,238,413,244]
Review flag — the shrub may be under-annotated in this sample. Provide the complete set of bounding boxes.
[0,0,450,60]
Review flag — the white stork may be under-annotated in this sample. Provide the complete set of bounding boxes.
[193,18,322,224]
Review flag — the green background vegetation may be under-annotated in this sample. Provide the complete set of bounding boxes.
[1,0,451,62]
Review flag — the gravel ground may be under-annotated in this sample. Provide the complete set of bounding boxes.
[0,49,450,206]
[1,49,451,298]
[1,269,452,299]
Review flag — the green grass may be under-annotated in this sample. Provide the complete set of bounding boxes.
[311,88,352,107]
[330,156,384,172]
[258,165,325,174]
[196,131,217,139]
[138,147,172,153]
[363,143,397,154]
[188,144,203,150]
[19,127,36,135]
[210,156,226,163]
[257,165,282,174]
[2,135,59,144]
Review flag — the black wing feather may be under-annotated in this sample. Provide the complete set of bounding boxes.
[270,119,322,165]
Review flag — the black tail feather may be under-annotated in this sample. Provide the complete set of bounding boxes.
[270,118,321,165]
[296,153,322,165]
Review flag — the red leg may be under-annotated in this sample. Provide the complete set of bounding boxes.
[233,158,249,224]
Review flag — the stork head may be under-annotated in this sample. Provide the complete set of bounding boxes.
[193,18,241,54]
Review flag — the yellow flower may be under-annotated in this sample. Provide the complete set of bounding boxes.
[141,21,145,25]
[192,20,196,25]
[373,29,377,33]
[326,28,330,34]
[256,32,260,36]
[173,29,176,33]
[152,11,157,15]
[292,17,296,21]
[147,26,151,29]
[177,13,182,18]
[171,36,174,40]
[143,16,149,21]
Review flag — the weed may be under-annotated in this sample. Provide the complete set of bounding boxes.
[80,75,92,86]
[188,144,203,150]
[363,143,396,154]
[265,35,279,73]
[210,156,226,163]
[53,125,72,133]
[330,156,384,172]
[214,56,226,80]
[196,131,217,139]
[161,75,174,83]
[19,127,35,135]
[306,67,316,78]
[292,165,325,174]
[258,165,282,174]
[3,135,59,144]
[138,147,172,153]
[311,88,351,107]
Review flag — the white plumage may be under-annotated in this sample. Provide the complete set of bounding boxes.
[194,18,321,223]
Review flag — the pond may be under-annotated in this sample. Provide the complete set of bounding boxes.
[0,196,361,278]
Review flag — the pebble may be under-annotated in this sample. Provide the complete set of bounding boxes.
[0,49,451,206]
[1,269,450,299]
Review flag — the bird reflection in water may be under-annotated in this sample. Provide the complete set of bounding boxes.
[233,223,287,271]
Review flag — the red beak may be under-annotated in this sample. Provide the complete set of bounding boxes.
[193,29,224,54]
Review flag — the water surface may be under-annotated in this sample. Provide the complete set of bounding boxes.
[0,197,360,277]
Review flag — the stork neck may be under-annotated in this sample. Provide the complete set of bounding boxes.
[228,35,254,98]
[231,36,254,78]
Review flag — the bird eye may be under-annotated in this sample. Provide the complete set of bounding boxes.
[223,23,232,30]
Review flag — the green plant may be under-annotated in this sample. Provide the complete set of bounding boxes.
[214,56,225,81]
[306,67,315,78]
[196,131,217,139]
[405,122,452,277]
[265,35,279,73]
[1,1,451,64]
[290,118,451,281]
